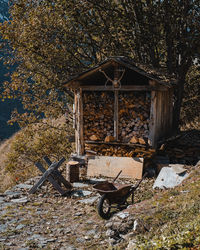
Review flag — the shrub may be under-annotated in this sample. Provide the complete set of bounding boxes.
[4,117,73,183]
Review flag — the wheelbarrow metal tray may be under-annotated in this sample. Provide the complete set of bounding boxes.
[93,181,133,203]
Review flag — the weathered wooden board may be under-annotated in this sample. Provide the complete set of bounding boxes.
[87,156,143,179]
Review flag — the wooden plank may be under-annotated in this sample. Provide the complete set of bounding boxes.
[29,157,66,194]
[81,85,168,91]
[79,88,84,155]
[30,162,66,195]
[85,140,147,148]
[74,91,78,153]
[114,90,119,140]
[76,88,84,155]
[149,91,157,147]
[29,162,60,194]
[87,156,143,179]
[43,156,72,189]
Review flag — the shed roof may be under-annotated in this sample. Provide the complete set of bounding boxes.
[64,56,177,88]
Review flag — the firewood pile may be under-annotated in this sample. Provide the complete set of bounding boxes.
[159,130,200,164]
[119,92,151,143]
[85,143,155,158]
[83,91,114,141]
[83,91,151,144]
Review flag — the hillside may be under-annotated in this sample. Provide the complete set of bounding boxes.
[0,160,200,249]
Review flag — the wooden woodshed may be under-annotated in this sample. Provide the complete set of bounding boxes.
[64,57,175,166]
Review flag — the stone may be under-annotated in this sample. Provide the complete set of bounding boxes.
[78,196,99,205]
[105,222,113,228]
[11,197,28,203]
[133,219,146,233]
[86,229,96,236]
[60,246,76,250]
[153,166,189,189]
[0,225,7,233]
[71,190,92,198]
[76,238,85,243]
[16,224,25,230]
[89,178,106,184]
[0,197,5,203]
[105,229,115,237]
[73,182,89,188]
[126,239,138,250]
[116,211,129,219]
[15,184,33,190]
[4,190,22,197]
[27,234,46,241]
[0,238,6,242]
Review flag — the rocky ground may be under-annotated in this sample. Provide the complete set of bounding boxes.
[0,175,155,250]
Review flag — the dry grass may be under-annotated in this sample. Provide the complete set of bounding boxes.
[0,134,18,192]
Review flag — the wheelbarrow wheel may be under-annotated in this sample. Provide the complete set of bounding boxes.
[97,194,111,219]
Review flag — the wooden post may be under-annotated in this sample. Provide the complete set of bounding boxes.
[149,90,157,147]
[76,88,84,155]
[74,91,79,154]
[114,90,119,140]
[113,63,120,141]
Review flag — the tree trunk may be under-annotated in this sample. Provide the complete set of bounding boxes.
[172,78,185,133]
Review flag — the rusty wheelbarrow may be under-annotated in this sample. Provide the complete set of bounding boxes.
[93,171,148,219]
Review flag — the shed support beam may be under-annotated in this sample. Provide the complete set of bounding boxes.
[75,89,84,155]
[114,90,119,140]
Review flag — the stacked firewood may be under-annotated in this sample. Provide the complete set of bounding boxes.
[83,91,114,141]
[119,92,151,143]
[85,143,155,158]
[158,130,200,165]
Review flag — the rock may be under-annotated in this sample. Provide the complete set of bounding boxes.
[112,221,121,231]
[15,184,33,190]
[4,190,22,197]
[0,225,7,233]
[126,239,138,250]
[105,229,115,237]
[133,219,147,233]
[116,211,129,219]
[11,197,28,203]
[16,224,25,230]
[79,196,99,205]
[74,212,83,217]
[153,166,189,189]
[73,182,89,188]
[76,238,85,243]
[0,197,5,203]
[0,238,6,242]
[86,229,96,236]
[60,246,76,250]
[89,178,106,184]
[71,190,92,198]
[105,222,113,228]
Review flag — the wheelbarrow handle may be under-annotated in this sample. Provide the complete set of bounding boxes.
[113,170,122,183]
[132,171,148,191]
